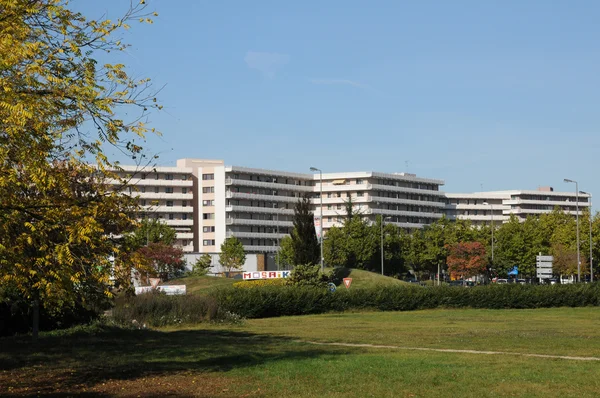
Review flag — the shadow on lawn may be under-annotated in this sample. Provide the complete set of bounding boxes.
[0,325,346,397]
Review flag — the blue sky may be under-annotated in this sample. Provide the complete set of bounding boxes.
[79,1,600,200]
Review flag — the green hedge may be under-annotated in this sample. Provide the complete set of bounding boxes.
[213,283,600,319]
[110,284,600,326]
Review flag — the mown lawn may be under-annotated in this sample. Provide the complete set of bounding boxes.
[2,308,600,397]
[164,274,235,295]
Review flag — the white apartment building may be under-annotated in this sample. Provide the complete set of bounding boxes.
[108,165,195,252]
[314,172,446,230]
[445,186,591,226]
[176,159,446,253]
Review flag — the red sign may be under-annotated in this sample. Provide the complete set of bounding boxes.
[343,278,352,289]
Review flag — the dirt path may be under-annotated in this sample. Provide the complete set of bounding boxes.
[301,340,600,361]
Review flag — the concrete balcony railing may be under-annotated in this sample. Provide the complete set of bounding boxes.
[226,191,300,203]
[226,218,294,228]
[371,208,444,219]
[131,192,193,200]
[176,232,194,239]
[371,184,446,197]
[371,196,447,208]
[310,196,372,205]
[226,205,295,215]
[226,178,313,192]
[109,178,193,187]
[243,245,279,253]
[164,219,194,226]
[227,231,289,240]
[141,205,193,213]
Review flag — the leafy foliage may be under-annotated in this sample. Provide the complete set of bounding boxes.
[219,237,246,275]
[287,264,330,288]
[447,242,487,279]
[191,254,213,277]
[135,243,185,281]
[291,194,320,265]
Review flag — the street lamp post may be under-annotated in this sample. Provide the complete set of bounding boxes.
[580,191,593,283]
[310,167,324,272]
[381,216,392,276]
[273,178,280,270]
[483,202,494,263]
[564,179,580,282]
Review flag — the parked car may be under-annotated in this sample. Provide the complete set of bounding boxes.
[496,279,508,284]
[517,279,526,285]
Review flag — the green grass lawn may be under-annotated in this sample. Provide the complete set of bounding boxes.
[3,307,600,397]
[329,267,408,289]
[164,274,235,295]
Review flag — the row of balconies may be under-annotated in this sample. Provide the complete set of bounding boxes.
[226,191,301,203]
[225,205,295,215]
[132,192,193,200]
[226,178,313,192]
[141,205,193,213]
[243,245,279,253]
[110,178,193,187]
[504,198,591,207]
[226,218,294,228]
[227,231,288,240]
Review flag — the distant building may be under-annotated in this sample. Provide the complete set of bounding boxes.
[445,186,590,226]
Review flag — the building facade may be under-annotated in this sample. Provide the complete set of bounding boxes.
[445,187,590,226]
[108,165,195,252]
[111,158,591,254]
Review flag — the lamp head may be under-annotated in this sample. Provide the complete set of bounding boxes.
[310,167,320,172]
[564,178,574,183]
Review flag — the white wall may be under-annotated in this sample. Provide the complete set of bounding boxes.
[183,253,259,274]
[214,165,227,251]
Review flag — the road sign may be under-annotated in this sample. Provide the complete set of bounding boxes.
[149,278,161,288]
[327,282,336,293]
[343,278,352,289]
[536,255,554,262]
[536,255,553,279]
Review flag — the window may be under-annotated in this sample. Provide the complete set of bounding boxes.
[203,226,215,233]
[182,187,187,194]
[327,193,332,198]
[182,214,188,220]
[203,186,215,193]
[203,200,214,206]
[182,174,188,180]
[356,179,363,184]
[203,213,214,220]
[141,200,146,206]
[154,186,159,193]
[166,174,173,180]
[182,200,187,207]
[141,187,146,193]
[203,239,215,246]
[202,174,214,180]
[357,192,364,197]
[168,213,174,220]
[166,201,173,207]
[141,174,146,180]
[337,192,341,198]
[165,187,173,194]
[155,174,159,180]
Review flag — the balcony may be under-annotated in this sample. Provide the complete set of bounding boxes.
[131,192,193,200]
[176,232,194,239]
[226,178,313,192]
[452,214,511,222]
[109,178,193,187]
[226,218,294,228]
[310,196,372,205]
[226,205,295,215]
[164,219,194,226]
[226,191,300,203]
[227,231,289,240]
[370,184,446,196]
[315,183,372,193]
[141,205,193,213]
[370,196,447,208]
[371,208,444,219]
[243,245,279,253]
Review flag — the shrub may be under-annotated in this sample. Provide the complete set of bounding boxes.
[232,279,288,288]
[287,264,331,287]
[111,291,223,327]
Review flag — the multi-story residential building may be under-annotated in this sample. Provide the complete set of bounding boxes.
[445,186,591,226]
[313,172,446,230]
[108,165,195,252]
[177,159,446,253]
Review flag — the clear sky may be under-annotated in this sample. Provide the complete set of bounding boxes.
[79,1,600,200]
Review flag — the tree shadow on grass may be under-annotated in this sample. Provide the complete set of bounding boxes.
[0,326,349,397]
[330,267,352,285]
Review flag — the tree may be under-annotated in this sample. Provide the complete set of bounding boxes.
[125,219,177,250]
[219,237,246,276]
[323,226,348,268]
[191,254,213,277]
[135,243,185,282]
[291,193,320,265]
[446,242,487,280]
[0,0,160,337]
[278,235,295,269]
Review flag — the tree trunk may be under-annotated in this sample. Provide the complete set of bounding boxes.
[32,299,40,341]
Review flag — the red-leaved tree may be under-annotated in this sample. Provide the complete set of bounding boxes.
[446,242,487,280]
[135,242,185,282]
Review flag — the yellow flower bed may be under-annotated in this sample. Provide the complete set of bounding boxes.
[233,279,288,288]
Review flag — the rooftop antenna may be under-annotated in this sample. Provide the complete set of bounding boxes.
[481,183,484,191]
[405,160,409,172]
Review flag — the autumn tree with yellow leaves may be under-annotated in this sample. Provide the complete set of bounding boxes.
[0,0,160,337]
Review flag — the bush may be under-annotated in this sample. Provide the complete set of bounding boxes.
[111,291,224,327]
[287,264,331,287]
[232,279,288,288]
[212,283,600,319]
